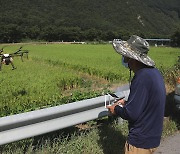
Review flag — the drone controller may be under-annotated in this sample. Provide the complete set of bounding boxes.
[105,93,125,108]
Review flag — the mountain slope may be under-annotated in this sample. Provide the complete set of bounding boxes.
[0,0,179,42]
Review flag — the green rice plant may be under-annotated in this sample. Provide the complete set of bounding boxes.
[0,44,179,117]
[25,44,179,81]
[150,47,180,69]
[0,56,103,116]
[24,44,130,81]
[160,55,180,86]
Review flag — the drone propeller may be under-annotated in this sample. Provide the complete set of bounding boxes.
[0,48,3,54]
[10,46,29,62]
[0,46,7,54]
[13,46,23,55]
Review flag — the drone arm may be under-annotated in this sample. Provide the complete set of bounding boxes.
[21,53,23,62]
[0,58,2,70]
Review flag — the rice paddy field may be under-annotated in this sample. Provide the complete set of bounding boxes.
[0,43,179,117]
[0,43,179,153]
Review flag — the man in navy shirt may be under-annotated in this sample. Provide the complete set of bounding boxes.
[107,35,166,154]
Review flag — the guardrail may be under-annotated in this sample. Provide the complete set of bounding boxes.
[0,85,129,146]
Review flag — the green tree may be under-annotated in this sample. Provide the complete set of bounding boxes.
[171,30,180,47]
[0,24,23,43]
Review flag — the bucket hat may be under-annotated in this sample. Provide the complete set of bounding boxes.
[112,35,155,67]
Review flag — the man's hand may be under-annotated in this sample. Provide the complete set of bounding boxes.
[106,99,125,115]
[106,103,117,115]
[117,99,126,106]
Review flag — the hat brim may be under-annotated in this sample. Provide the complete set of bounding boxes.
[112,40,155,67]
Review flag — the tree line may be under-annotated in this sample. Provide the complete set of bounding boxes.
[0,25,133,43]
[0,24,179,46]
[171,30,180,47]
[0,0,179,46]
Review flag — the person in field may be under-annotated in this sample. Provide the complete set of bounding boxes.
[107,35,166,154]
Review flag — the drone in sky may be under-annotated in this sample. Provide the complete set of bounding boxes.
[0,46,29,71]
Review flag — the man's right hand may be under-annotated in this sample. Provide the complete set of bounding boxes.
[117,99,126,106]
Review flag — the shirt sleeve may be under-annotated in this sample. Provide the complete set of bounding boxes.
[114,77,148,122]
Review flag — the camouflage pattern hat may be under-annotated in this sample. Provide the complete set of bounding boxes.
[112,35,155,67]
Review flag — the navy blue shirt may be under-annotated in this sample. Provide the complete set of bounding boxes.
[115,68,166,149]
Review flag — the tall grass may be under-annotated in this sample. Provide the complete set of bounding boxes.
[0,118,177,154]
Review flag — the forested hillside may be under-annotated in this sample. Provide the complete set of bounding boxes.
[0,0,179,42]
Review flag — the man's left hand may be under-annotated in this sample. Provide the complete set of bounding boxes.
[106,103,118,115]
[106,99,125,115]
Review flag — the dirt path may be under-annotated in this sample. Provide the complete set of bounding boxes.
[155,131,180,154]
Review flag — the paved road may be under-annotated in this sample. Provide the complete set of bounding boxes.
[155,132,180,154]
